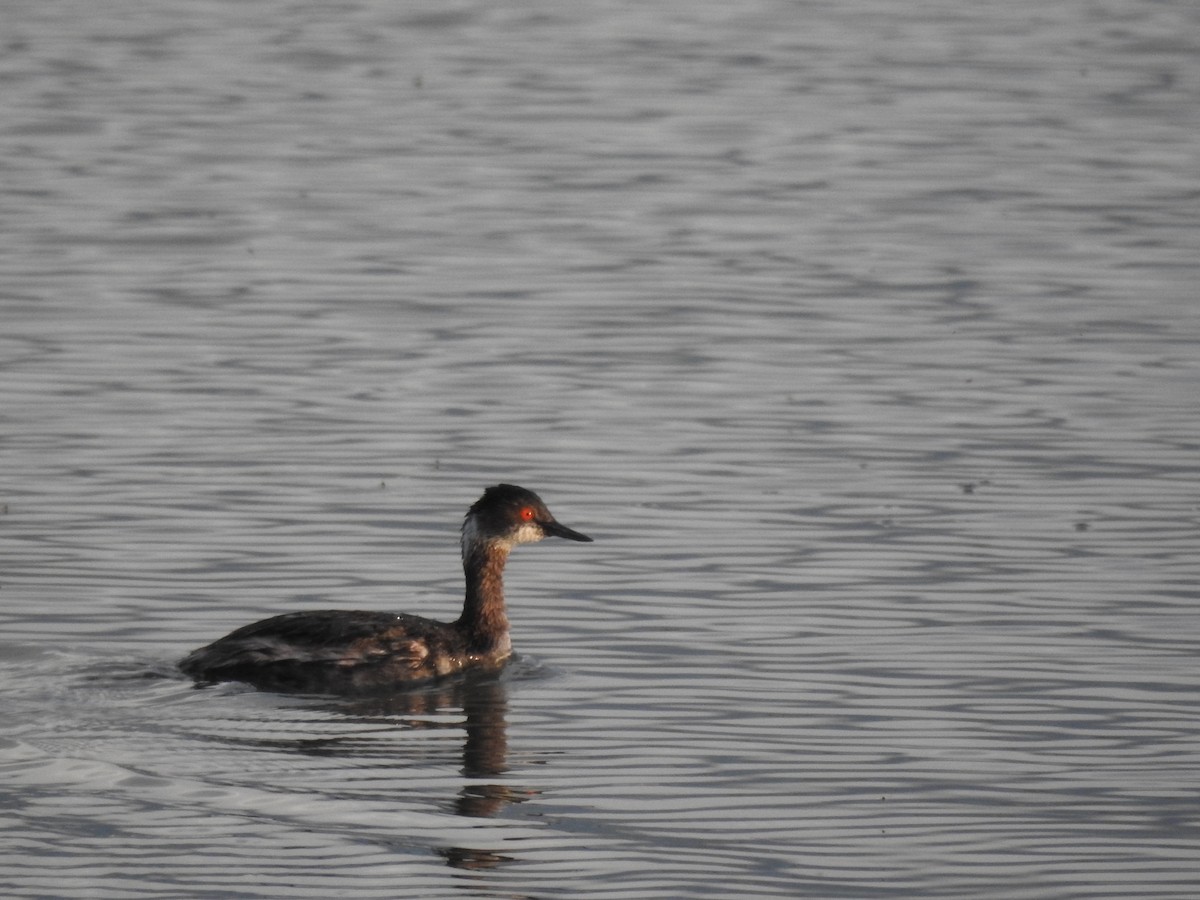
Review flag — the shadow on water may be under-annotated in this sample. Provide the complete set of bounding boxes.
[172,660,541,871]
[0,645,557,883]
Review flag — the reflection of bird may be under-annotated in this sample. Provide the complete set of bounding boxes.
[179,484,592,692]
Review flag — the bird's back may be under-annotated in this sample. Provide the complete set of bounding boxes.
[179,609,483,693]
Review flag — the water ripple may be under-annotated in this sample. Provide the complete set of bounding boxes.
[4,0,1200,897]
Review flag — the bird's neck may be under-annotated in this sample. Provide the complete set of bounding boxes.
[457,538,512,655]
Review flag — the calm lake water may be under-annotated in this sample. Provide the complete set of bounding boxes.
[2,0,1199,897]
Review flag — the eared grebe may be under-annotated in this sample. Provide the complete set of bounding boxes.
[179,484,592,693]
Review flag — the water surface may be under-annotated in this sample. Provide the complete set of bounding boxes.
[2,1,1198,897]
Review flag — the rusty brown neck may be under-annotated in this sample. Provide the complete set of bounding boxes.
[456,540,512,655]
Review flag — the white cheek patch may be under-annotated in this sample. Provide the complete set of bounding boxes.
[462,517,544,554]
[513,522,545,545]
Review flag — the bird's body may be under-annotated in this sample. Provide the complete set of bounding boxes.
[179,484,591,693]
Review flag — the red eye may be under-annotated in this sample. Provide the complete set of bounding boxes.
[520,507,535,521]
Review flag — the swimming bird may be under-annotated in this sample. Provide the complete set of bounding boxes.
[179,484,592,693]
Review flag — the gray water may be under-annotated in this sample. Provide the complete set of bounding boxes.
[2,1,1198,897]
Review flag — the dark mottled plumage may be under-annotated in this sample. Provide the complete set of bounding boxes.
[179,484,591,693]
